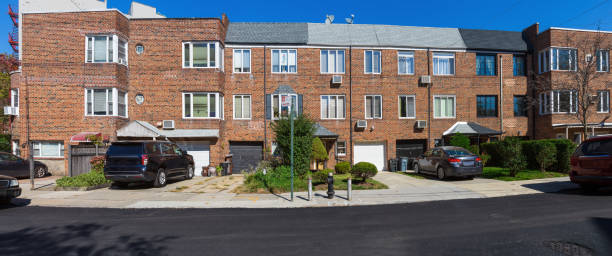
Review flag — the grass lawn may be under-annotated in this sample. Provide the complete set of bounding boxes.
[482,167,567,181]
[398,172,426,179]
[235,173,388,194]
[313,174,388,190]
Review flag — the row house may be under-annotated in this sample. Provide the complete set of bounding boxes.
[6,0,611,176]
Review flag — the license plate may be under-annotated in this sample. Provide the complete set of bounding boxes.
[463,161,474,167]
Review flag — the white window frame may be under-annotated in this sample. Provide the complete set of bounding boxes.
[432,52,455,76]
[233,49,251,73]
[398,51,415,75]
[320,95,346,120]
[182,42,221,69]
[182,92,222,119]
[398,95,416,119]
[233,94,252,120]
[320,50,345,74]
[597,50,610,72]
[32,141,64,158]
[365,95,383,119]
[539,90,577,115]
[433,95,456,119]
[11,140,18,156]
[10,88,19,116]
[84,88,128,117]
[364,50,381,74]
[336,141,347,157]
[597,90,610,113]
[271,49,297,74]
[271,94,299,120]
[539,47,577,73]
[85,35,127,65]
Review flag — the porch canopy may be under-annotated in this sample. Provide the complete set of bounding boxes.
[70,132,110,143]
[313,123,339,139]
[443,122,502,136]
[116,120,219,139]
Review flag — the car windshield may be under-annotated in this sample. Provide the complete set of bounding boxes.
[576,140,612,156]
[107,144,143,155]
[444,149,472,156]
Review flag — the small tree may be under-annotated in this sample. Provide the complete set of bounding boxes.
[536,141,557,172]
[449,133,470,149]
[500,137,526,177]
[311,137,328,171]
[270,115,315,177]
[350,162,378,182]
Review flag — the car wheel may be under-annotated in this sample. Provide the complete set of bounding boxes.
[0,198,11,205]
[413,164,420,174]
[154,168,167,188]
[437,167,446,180]
[34,166,47,178]
[185,165,194,180]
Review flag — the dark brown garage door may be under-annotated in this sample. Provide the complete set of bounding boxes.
[396,139,427,158]
[230,142,263,174]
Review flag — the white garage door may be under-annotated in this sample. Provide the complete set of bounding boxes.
[354,143,386,171]
[176,141,210,176]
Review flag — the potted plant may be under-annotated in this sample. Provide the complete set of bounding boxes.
[216,165,224,176]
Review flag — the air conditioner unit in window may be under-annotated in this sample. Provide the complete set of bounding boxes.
[356,120,367,129]
[585,54,593,63]
[162,120,175,130]
[415,120,427,129]
[118,58,127,65]
[420,75,431,85]
[331,75,342,85]
[3,106,16,116]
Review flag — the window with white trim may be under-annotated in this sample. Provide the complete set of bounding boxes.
[183,42,220,68]
[183,92,222,119]
[538,47,577,73]
[539,90,578,114]
[86,35,127,65]
[433,95,456,118]
[398,51,414,75]
[364,50,381,74]
[433,52,455,75]
[336,141,346,157]
[597,50,609,72]
[365,95,382,119]
[233,49,251,73]
[272,94,298,119]
[10,88,18,115]
[233,95,251,119]
[33,141,64,158]
[320,50,345,74]
[271,49,297,73]
[398,95,416,118]
[320,95,345,119]
[85,88,127,117]
[598,90,609,113]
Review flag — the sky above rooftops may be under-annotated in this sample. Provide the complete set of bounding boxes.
[2,0,611,55]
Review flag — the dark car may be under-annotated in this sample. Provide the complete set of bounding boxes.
[413,146,482,179]
[0,152,48,178]
[104,141,195,188]
[570,135,612,191]
[0,175,21,204]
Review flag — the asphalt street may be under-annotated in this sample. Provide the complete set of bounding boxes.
[1,190,611,256]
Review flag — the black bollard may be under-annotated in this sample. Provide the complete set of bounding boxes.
[327,172,334,199]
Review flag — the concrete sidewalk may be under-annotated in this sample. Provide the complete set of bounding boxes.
[12,172,579,209]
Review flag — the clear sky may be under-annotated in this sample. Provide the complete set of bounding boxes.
[2,0,611,54]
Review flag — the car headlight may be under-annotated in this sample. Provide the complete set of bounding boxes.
[9,179,18,187]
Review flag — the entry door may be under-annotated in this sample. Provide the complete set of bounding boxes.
[354,143,386,171]
[176,141,210,176]
[230,142,263,174]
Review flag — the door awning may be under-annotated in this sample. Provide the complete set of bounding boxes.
[70,132,110,143]
[313,123,339,138]
[116,121,219,139]
[443,122,502,136]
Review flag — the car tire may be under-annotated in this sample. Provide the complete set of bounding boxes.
[0,198,11,205]
[185,165,194,180]
[153,168,167,188]
[34,166,47,178]
[413,164,420,174]
[437,167,446,180]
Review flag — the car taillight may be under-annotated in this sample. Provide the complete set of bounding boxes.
[141,155,149,166]
[476,157,481,162]
[448,158,461,163]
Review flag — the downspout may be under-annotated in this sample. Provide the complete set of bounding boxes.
[349,46,354,165]
[263,45,267,151]
[427,49,431,149]
[499,55,504,137]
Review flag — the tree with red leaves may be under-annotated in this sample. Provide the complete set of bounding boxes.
[0,54,19,73]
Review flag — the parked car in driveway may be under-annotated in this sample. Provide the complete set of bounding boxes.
[104,141,195,188]
[570,135,612,191]
[0,152,48,178]
[413,146,482,180]
[0,175,21,204]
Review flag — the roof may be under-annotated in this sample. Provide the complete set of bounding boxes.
[161,129,219,138]
[226,22,309,44]
[313,123,338,138]
[117,121,219,138]
[443,122,502,136]
[459,29,527,52]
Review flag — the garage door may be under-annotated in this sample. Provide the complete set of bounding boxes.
[354,142,386,171]
[176,141,210,176]
[230,142,263,174]
[396,139,427,158]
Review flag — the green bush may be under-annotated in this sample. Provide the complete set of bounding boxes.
[481,142,504,166]
[500,137,526,177]
[244,166,309,193]
[271,115,315,177]
[479,153,491,167]
[351,162,378,181]
[312,137,328,161]
[449,133,471,149]
[56,171,111,187]
[0,134,10,153]
[536,141,557,172]
[334,161,351,174]
[312,169,333,184]
[544,139,575,173]
[90,155,105,173]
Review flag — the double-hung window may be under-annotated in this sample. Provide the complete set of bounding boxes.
[233,95,251,119]
[320,95,345,119]
[33,141,64,158]
[10,88,18,115]
[85,88,127,117]
[476,95,498,117]
[183,92,222,119]
[513,95,528,117]
[364,50,381,74]
[539,90,578,114]
[183,42,220,68]
[271,49,297,73]
[476,54,496,76]
[598,90,610,113]
[597,50,610,72]
[320,50,345,74]
[539,48,577,72]
[433,53,455,75]
[271,94,299,119]
[336,141,347,157]
[398,95,416,118]
[398,51,415,75]
[233,49,251,73]
[365,95,382,119]
[513,55,526,76]
[434,95,455,118]
[86,35,128,64]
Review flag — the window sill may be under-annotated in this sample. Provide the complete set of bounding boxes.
[85,62,128,67]
[398,73,415,76]
[271,72,298,75]
[321,118,346,120]
[233,72,251,74]
[183,67,220,69]
[364,73,381,75]
[433,74,455,76]
[398,117,416,119]
[321,72,345,75]
[183,117,222,120]
[233,118,252,120]
[34,157,64,160]
[433,117,456,119]
[365,117,383,120]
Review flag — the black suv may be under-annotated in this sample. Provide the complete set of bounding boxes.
[104,141,194,188]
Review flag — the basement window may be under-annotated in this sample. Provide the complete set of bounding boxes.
[33,141,64,158]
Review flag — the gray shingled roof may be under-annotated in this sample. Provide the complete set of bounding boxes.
[313,123,338,138]
[443,122,502,136]
[226,22,308,44]
[459,29,527,52]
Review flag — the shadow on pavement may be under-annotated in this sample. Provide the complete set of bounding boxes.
[522,181,612,196]
[0,223,176,256]
[0,198,31,210]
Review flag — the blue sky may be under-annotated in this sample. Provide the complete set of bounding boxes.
[2,0,611,54]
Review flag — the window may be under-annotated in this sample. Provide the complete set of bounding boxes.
[33,141,64,158]
[11,140,19,156]
[398,95,416,118]
[476,95,498,117]
[321,95,345,119]
[434,95,455,118]
[135,44,144,55]
[233,95,251,119]
[271,49,297,73]
[433,52,455,75]
[398,51,414,75]
[320,50,345,74]
[598,90,610,113]
[10,88,18,115]
[476,54,496,76]
[86,35,127,64]
[597,50,610,72]
[336,141,346,157]
[539,90,578,114]
[233,49,251,73]
[183,92,222,119]
[272,94,299,119]
[539,48,577,73]
[365,95,382,119]
[513,55,526,76]
[85,88,127,117]
[364,50,381,74]
[513,95,528,117]
[183,42,220,68]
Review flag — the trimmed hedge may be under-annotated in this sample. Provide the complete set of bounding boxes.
[351,162,378,181]
[481,138,575,173]
[334,161,351,174]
